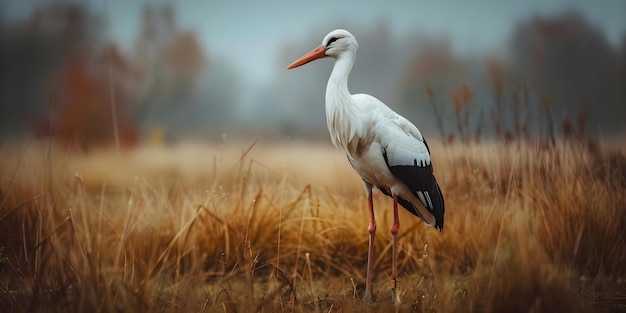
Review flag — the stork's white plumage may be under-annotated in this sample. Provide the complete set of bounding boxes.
[287,29,445,303]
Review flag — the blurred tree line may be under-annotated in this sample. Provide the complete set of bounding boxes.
[403,11,626,142]
[0,3,239,149]
[0,5,624,148]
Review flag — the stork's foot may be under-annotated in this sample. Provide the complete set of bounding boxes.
[390,278,401,304]
[362,292,373,303]
[363,290,374,303]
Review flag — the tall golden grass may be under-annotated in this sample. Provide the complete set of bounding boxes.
[1,138,625,312]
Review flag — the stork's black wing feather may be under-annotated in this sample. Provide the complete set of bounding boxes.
[381,139,445,232]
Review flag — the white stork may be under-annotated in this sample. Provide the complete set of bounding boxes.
[286,29,445,303]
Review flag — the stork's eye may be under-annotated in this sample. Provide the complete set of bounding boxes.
[327,37,340,46]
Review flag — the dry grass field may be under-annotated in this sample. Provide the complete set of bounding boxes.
[1,138,625,312]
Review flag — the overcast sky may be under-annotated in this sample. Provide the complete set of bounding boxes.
[5,1,626,85]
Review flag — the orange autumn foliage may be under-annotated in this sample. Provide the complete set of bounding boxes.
[41,56,139,150]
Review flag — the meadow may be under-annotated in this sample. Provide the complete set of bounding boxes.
[0,138,625,312]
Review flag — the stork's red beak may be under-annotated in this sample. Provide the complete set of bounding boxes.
[286,45,327,69]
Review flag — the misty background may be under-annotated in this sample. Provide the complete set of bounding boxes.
[1,1,625,148]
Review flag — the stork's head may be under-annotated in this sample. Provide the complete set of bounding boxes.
[287,29,358,69]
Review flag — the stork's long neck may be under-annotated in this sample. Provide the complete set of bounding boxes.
[325,50,357,152]
[326,54,354,102]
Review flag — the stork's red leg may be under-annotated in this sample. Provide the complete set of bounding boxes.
[363,191,376,302]
[391,195,401,304]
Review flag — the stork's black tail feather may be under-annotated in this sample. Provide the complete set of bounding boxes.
[431,178,445,232]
